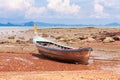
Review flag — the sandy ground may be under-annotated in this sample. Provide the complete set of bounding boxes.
[0,71,120,80]
[0,27,120,80]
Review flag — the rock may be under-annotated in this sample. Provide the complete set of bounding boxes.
[0,40,6,44]
[96,36,106,41]
[55,35,75,42]
[103,37,115,43]
[79,35,88,40]
[16,40,25,44]
[8,36,15,39]
[42,33,48,37]
[8,39,16,43]
[26,38,33,43]
[65,37,75,41]
[87,37,96,42]
[90,35,96,39]
[97,31,120,41]
[0,39,8,44]
[60,38,68,42]
[18,37,25,40]
[54,35,64,40]
[113,36,120,41]
[79,36,84,40]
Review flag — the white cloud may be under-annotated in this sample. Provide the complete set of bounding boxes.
[0,0,46,19]
[91,0,109,18]
[94,4,103,13]
[92,0,120,19]
[99,0,120,9]
[0,0,119,23]
[94,3,109,18]
[25,7,46,19]
[47,0,80,15]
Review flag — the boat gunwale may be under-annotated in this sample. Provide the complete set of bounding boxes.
[35,41,93,52]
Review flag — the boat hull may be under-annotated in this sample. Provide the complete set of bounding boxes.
[36,45,92,65]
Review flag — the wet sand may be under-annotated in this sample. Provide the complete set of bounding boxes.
[0,27,120,79]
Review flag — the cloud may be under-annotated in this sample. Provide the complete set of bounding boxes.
[0,0,30,16]
[25,7,46,19]
[98,0,120,9]
[92,0,120,18]
[91,0,109,18]
[0,0,119,24]
[93,3,109,18]
[47,0,80,15]
[0,0,46,19]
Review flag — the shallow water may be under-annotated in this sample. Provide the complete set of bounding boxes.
[90,51,120,70]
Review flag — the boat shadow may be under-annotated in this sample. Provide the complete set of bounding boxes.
[31,53,79,64]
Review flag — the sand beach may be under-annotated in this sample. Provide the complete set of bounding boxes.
[0,27,120,80]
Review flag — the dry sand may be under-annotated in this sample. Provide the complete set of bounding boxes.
[0,27,120,80]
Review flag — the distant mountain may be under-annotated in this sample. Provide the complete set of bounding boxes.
[0,21,68,26]
[5,22,16,26]
[105,23,120,26]
[0,23,4,26]
[23,21,34,26]
[36,22,69,26]
[0,21,120,26]
[0,22,19,26]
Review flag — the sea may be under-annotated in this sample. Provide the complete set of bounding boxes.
[0,26,120,29]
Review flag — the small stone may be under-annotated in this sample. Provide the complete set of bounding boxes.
[19,37,25,40]
[8,36,15,39]
[16,40,25,44]
[79,35,88,40]
[87,37,96,42]
[113,36,120,41]
[103,37,115,43]
[42,33,48,37]
[55,35,64,40]
[0,40,6,44]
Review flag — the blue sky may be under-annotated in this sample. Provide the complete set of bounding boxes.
[0,0,120,24]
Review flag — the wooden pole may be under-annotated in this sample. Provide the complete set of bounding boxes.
[34,23,39,37]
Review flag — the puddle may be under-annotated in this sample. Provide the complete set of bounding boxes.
[91,51,120,61]
[88,58,94,65]
[101,65,120,70]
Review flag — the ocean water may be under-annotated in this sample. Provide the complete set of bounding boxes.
[0,26,87,29]
[0,26,120,29]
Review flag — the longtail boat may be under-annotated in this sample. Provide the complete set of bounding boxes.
[33,24,93,64]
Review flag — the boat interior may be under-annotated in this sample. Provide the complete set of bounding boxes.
[36,41,71,50]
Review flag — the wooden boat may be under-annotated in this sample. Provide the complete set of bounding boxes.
[33,24,93,64]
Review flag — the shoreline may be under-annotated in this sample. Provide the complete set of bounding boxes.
[0,26,120,29]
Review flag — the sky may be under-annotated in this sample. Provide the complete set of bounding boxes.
[0,0,120,25]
